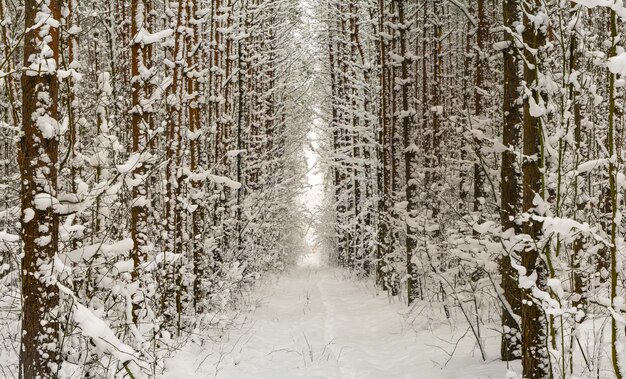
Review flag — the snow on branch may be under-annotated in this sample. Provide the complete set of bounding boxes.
[134,28,174,45]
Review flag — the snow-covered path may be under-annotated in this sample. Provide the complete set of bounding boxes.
[162,267,511,379]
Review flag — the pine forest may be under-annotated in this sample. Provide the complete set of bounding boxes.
[2,0,626,378]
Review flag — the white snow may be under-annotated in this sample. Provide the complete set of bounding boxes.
[64,238,134,264]
[227,149,247,157]
[23,208,35,223]
[608,52,626,76]
[473,220,498,234]
[159,267,513,379]
[34,192,59,211]
[573,0,626,19]
[112,259,135,274]
[0,230,18,243]
[528,95,545,117]
[134,28,174,45]
[576,158,608,174]
[141,251,182,272]
[57,284,138,364]
[36,114,59,139]
[209,174,242,190]
[116,153,142,173]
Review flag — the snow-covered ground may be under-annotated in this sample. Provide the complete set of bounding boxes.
[160,255,517,379]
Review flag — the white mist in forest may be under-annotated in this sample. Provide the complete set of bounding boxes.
[295,1,326,268]
[298,112,325,268]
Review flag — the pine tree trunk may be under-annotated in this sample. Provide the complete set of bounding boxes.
[500,0,522,362]
[397,0,418,304]
[376,0,391,290]
[19,1,61,377]
[607,8,623,379]
[521,1,548,376]
[163,0,186,329]
[189,0,205,314]
[473,0,487,217]
[130,0,149,324]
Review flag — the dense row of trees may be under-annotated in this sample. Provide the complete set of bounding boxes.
[318,0,626,377]
[6,0,626,377]
[0,0,310,377]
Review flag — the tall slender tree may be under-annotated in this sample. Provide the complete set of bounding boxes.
[19,0,61,377]
[520,0,548,376]
[499,0,522,362]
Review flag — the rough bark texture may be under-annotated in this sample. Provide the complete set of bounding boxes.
[499,0,522,362]
[19,1,61,377]
[130,0,149,324]
[397,0,418,304]
[473,0,487,216]
[521,1,548,377]
[377,0,392,291]
[607,9,623,379]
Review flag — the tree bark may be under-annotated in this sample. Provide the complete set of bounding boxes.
[130,0,149,324]
[607,8,623,379]
[521,1,549,376]
[397,0,418,304]
[19,0,61,377]
[500,0,522,362]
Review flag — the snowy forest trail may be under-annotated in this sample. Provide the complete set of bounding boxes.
[162,265,511,379]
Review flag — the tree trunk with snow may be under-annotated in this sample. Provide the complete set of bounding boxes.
[607,8,623,379]
[397,0,418,304]
[521,1,548,376]
[19,0,61,377]
[499,0,522,362]
[130,0,150,325]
